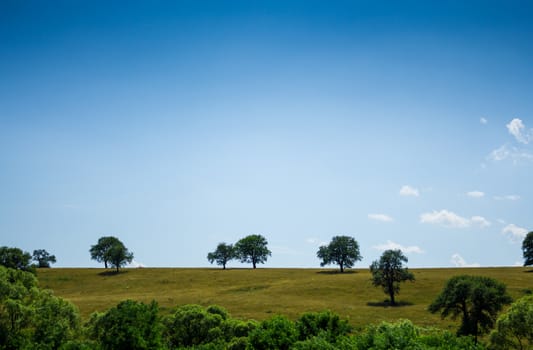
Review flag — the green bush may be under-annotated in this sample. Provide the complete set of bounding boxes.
[164,304,226,347]
[88,299,163,350]
[296,310,351,341]
[247,315,298,350]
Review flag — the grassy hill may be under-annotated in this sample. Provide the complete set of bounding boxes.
[37,267,532,330]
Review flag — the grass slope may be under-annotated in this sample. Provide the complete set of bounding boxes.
[38,267,532,330]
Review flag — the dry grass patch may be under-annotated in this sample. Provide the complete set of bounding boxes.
[37,267,532,330]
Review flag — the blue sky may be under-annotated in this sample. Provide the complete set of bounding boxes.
[1,0,532,268]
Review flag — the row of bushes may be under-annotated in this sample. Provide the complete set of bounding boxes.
[1,265,531,349]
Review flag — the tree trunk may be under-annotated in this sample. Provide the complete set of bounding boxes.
[104,260,108,269]
[223,263,226,270]
[388,278,396,305]
[253,260,256,269]
[340,262,344,273]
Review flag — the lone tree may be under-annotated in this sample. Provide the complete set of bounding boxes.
[107,242,133,273]
[317,235,362,273]
[234,234,271,269]
[429,275,512,343]
[90,236,133,272]
[369,249,415,306]
[207,243,235,269]
[523,231,533,266]
[32,249,57,268]
[0,246,33,272]
[90,236,121,269]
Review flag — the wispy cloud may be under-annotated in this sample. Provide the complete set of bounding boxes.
[306,238,327,246]
[451,253,480,267]
[480,117,488,125]
[399,185,419,197]
[373,240,424,254]
[507,118,533,144]
[467,191,484,198]
[488,144,533,163]
[494,195,520,201]
[470,216,491,228]
[420,210,469,228]
[420,210,490,228]
[368,214,394,222]
[502,224,528,242]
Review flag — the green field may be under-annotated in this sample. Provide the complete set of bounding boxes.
[38,267,532,331]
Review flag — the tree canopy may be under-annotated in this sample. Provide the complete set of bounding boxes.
[90,236,121,269]
[90,236,133,272]
[32,249,57,268]
[429,275,512,342]
[317,235,362,273]
[207,242,235,269]
[370,249,415,306]
[234,234,271,269]
[523,231,533,266]
[0,246,33,272]
[489,294,533,349]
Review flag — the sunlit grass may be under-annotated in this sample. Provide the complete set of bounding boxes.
[37,267,532,331]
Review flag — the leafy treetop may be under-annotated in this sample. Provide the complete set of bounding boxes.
[234,234,271,269]
[370,249,415,306]
[317,235,362,273]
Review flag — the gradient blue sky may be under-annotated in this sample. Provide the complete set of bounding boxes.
[1,0,532,268]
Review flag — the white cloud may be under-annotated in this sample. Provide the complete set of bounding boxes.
[497,219,506,224]
[467,191,485,198]
[368,214,394,222]
[420,210,490,229]
[399,185,419,197]
[373,240,424,254]
[451,253,480,267]
[470,216,491,228]
[507,118,533,144]
[502,224,528,242]
[480,117,488,124]
[420,210,470,228]
[306,238,327,246]
[488,144,533,163]
[494,195,520,201]
[128,259,146,268]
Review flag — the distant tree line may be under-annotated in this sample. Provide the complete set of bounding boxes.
[0,246,56,272]
[1,263,531,349]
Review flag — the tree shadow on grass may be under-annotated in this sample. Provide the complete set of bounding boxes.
[524,269,533,273]
[98,270,128,276]
[367,300,413,308]
[316,270,358,275]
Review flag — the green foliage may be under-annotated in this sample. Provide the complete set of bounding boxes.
[296,310,351,341]
[0,266,80,349]
[0,246,34,272]
[234,234,271,269]
[33,249,57,268]
[207,243,235,269]
[88,299,163,350]
[523,231,533,266]
[89,236,133,272]
[164,304,227,347]
[352,320,486,350]
[317,236,362,273]
[370,249,415,306]
[248,315,298,350]
[489,294,533,349]
[429,275,512,342]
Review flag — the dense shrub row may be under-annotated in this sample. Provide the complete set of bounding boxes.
[1,265,532,349]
